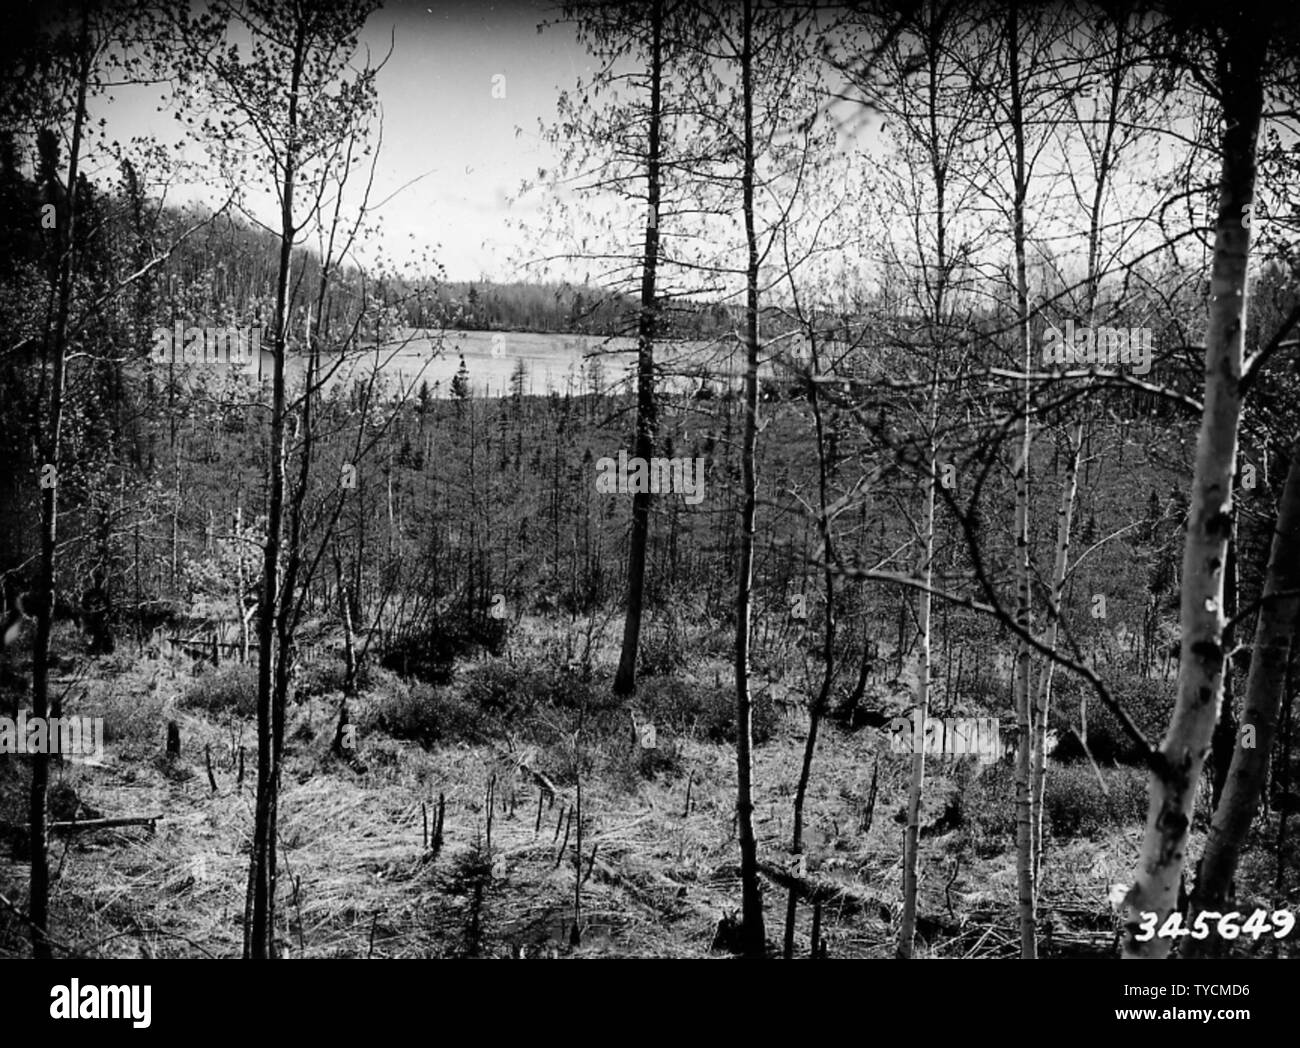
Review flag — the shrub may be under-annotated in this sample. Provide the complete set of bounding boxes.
[463,660,610,720]
[180,663,258,717]
[959,760,1146,849]
[380,611,512,685]
[364,677,484,746]
[1051,676,1174,766]
[1042,764,1147,839]
[637,615,689,679]
[294,653,366,699]
[634,677,777,744]
[379,631,456,685]
[604,737,683,793]
[690,682,776,746]
[635,677,708,732]
[361,659,618,748]
[960,668,1007,709]
[97,686,169,756]
[964,762,1017,852]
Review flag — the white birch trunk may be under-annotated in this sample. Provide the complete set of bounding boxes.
[1121,19,1263,957]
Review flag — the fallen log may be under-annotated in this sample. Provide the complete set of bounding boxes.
[49,815,160,835]
[516,758,560,802]
[757,861,883,917]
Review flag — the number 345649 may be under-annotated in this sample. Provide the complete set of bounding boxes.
[1134,909,1296,942]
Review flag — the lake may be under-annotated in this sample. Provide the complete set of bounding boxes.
[262,328,799,399]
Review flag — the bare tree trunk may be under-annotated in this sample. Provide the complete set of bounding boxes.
[898,13,950,955]
[785,320,837,959]
[335,544,357,696]
[899,395,937,959]
[1030,11,1126,887]
[1272,654,1296,914]
[1183,435,1300,955]
[171,453,180,588]
[1210,532,1239,808]
[1032,421,1081,891]
[734,0,765,957]
[246,22,306,962]
[613,0,663,697]
[28,9,91,960]
[1121,14,1263,958]
[331,542,358,759]
[1006,0,1037,959]
[235,503,251,664]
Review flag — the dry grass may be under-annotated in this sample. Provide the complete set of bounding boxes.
[2,623,1290,959]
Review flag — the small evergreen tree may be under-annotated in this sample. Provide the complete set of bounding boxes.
[510,357,527,402]
[451,354,471,400]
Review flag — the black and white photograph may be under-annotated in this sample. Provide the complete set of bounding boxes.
[0,0,1296,1022]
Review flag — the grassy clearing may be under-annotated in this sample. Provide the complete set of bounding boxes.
[0,616,1293,958]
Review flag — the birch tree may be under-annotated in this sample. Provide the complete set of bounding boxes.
[175,0,382,959]
[1031,3,1159,894]
[856,0,984,959]
[733,0,767,956]
[1001,0,1052,959]
[1181,435,1300,954]
[1121,6,1266,959]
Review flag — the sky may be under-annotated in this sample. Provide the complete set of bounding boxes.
[85,1,1226,299]
[358,0,591,280]
[98,0,595,282]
